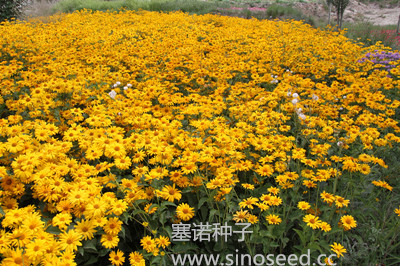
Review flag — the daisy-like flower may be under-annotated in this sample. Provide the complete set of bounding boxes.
[159,184,182,202]
[395,206,400,217]
[330,242,347,258]
[129,251,145,266]
[372,180,393,191]
[247,214,259,224]
[266,214,282,225]
[267,187,280,195]
[140,236,157,253]
[239,197,259,209]
[335,196,350,208]
[59,230,82,252]
[319,222,332,232]
[242,183,255,190]
[155,236,171,248]
[233,210,249,223]
[103,217,123,236]
[303,214,321,229]
[176,203,195,221]
[101,234,119,249]
[321,191,336,204]
[109,249,125,266]
[340,215,357,230]
[75,219,96,240]
[297,201,311,211]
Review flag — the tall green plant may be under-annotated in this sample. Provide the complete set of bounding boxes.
[0,0,25,22]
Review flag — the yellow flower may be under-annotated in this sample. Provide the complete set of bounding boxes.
[101,234,119,249]
[330,242,347,258]
[52,213,72,231]
[103,217,123,236]
[239,197,259,209]
[340,215,357,230]
[297,201,311,211]
[266,214,282,225]
[176,203,195,221]
[319,222,331,232]
[233,210,249,223]
[75,219,96,240]
[246,214,259,224]
[155,236,171,249]
[372,180,393,191]
[158,184,182,202]
[140,236,157,253]
[303,214,321,229]
[242,183,255,190]
[129,251,145,266]
[109,249,125,266]
[59,229,82,252]
[395,207,400,217]
[335,196,350,208]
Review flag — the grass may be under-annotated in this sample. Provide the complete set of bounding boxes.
[343,21,400,50]
[49,0,229,14]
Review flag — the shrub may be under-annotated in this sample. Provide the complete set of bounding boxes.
[0,0,26,22]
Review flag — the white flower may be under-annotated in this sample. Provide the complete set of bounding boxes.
[292,93,299,98]
[123,86,128,90]
[296,108,303,114]
[109,90,117,99]
[117,112,122,116]
[342,95,346,99]
[259,97,265,102]
[312,94,319,101]
[292,98,299,105]
[127,83,132,88]
[339,107,343,111]
[116,81,121,86]
[298,113,306,120]
[337,141,343,147]
[287,91,292,97]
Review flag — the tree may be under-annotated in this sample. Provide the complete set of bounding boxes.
[326,0,332,26]
[0,0,26,22]
[331,0,350,30]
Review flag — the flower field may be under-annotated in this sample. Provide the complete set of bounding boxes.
[1,10,400,265]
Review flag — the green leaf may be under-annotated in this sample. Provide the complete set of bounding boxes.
[46,225,62,235]
[209,209,219,222]
[172,242,198,253]
[78,246,84,256]
[83,238,97,253]
[161,201,177,208]
[293,229,306,246]
[197,197,209,209]
[84,256,99,265]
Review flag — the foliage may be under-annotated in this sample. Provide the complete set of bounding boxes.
[344,22,400,50]
[0,10,400,265]
[266,3,315,25]
[52,0,228,14]
[0,0,26,22]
